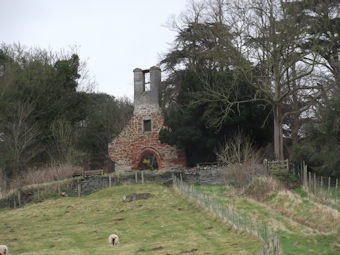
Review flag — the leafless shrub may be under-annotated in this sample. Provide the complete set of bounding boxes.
[21,164,80,186]
[244,176,284,201]
[2,164,81,197]
[217,132,264,187]
[217,132,261,165]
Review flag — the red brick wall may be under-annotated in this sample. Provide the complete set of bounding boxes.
[108,108,186,171]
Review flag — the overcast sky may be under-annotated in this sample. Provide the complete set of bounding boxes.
[1,0,188,99]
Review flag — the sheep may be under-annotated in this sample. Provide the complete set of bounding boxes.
[108,234,119,247]
[0,244,8,255]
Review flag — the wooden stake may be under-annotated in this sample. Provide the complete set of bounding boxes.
[37,185,40,200]
[77,184,81,197]
[17,190,21,208]
[335,178,338,202]
[303,164,307,187]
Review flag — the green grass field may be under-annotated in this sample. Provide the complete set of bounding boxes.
[0,184,261,255]
[194,185,340,255]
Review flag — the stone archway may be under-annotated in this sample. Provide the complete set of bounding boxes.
[135,148,161,170]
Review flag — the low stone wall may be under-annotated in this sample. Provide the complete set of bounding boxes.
[0,167,227,209]
[179,166,227,185]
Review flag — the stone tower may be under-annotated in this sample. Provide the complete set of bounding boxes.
[108,66,186,171]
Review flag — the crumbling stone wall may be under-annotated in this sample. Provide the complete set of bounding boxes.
[108,108,186,171]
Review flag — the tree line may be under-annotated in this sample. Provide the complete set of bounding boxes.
[0,0,339,181]
[0,44,133,180]
[159,0,339,176]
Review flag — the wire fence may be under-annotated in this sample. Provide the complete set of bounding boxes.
[293,162,339,204]
[0,170,177,209]
[172,175,280,255]
[265,159,339,204]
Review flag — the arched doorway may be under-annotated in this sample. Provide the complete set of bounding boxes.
[136,148,161,170]
[138,151,159,170]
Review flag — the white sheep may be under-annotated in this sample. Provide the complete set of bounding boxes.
[108,234,119,247]
[0,244,8,255]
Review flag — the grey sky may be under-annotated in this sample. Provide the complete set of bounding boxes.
[1,0,187,99]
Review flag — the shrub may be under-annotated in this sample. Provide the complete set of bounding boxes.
[1,164,81,197]
[217,132,265,187]
[244,176,283,201]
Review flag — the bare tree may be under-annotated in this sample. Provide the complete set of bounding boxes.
[0,103,41,177]
[195,0,328,160]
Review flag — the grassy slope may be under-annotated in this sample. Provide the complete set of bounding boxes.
[194,185,340,255]
[0,184,261,255]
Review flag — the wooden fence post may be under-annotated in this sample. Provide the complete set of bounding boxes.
[335,178,338,202]
[313,172,316,193]
[135,172,138,183]
[77,184,81,197]
[109,175,112,187]
[141,171,144,184]
[17,190,21,208]
[303,164,307,187]
[328,176,331,197]
[37,185,40,200]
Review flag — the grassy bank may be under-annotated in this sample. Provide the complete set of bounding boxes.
[0,184,260,255]
[194,185,340,255]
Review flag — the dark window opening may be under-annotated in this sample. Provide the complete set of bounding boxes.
[143,119,152,132]
[138,152,158,170]
[143,70,150,91]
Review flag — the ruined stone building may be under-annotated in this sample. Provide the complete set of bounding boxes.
[108,67,186,171]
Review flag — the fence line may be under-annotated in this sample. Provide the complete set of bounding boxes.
[295,162,339,204]
[0,170,176,209]
[265,160,339,204]
[172,175,280,255]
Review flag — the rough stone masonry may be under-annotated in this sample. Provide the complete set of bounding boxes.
[108,66,186,171]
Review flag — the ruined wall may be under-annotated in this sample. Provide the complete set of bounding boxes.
[108,66,186,171]
[108,106,186,171]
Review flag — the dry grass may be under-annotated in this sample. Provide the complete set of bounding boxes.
[0,164,81,197]
[267,190,340,234]
[194,185,340,254]
[244,176,284,201]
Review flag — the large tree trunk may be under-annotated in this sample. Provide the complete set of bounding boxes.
[291,65,300,147]
[291,114,299,147]
[273,104,284,160]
